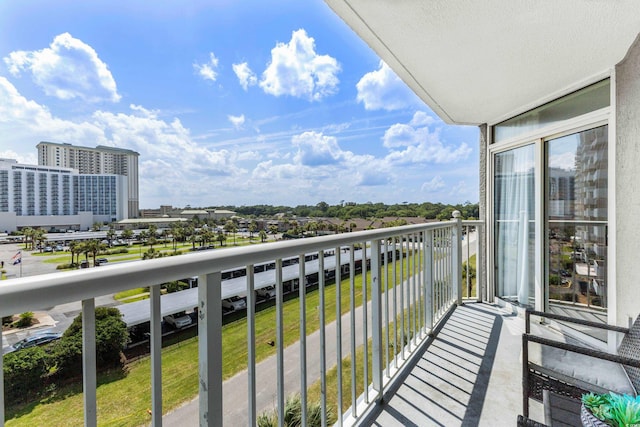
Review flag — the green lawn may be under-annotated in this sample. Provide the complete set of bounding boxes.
[5,251,420,426]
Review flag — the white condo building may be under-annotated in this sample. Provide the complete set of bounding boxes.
[0,159,128,232]
[36,141,139,217]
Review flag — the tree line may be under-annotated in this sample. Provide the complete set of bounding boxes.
[214,201,479,221]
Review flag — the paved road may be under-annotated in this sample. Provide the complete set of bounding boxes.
[163,290,376,426]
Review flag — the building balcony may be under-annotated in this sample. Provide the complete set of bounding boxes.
[0,216,550,427]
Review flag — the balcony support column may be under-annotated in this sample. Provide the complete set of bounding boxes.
[371,239,384,401]
[198,272,223,427]
[452,211,463,305]
[82,298,97,427]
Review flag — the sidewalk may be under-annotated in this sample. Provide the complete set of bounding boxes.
[163,290,375,426]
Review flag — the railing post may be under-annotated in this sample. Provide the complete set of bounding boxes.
[198,272,223,427]
[275,259,285,427]
[424,230,434,333]
[298,255,308,424]
[82,298,97,427]
[475,224,483,302]
[0,343,3,427]
[150,284,163,426]
[246,266,256,427]
[371,239,383,402]
[452,211,463,306]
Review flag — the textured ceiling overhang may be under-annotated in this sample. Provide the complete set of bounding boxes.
[325,0,640,125]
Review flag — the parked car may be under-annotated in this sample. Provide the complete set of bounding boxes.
[256,285,276,300]
[163,312,193,329]
[96,258,109,265]
[44,246,53,252]
[222,296,247,312]
[80,260,90,269]
[2,331,62,355]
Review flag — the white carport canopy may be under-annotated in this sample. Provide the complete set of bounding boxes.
[119,247,374,327]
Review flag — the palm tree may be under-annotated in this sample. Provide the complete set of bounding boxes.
[170,225,182,251]
[216,231,226,247]
[306,221,318,236]
[34,228,47,252]
[69,241,79,265]
[224,220,238,246]
[162,229,169,248]
[259,229,268,243]
[106,227,116,247]
[121,228,134,246]
[22,227,34,250]
[249,221,258,241]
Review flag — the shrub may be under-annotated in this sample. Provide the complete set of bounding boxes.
[52,307,129,379]
[164,280,190,294]
[257,393,334,427]
[56,263,76,270]
[3,347,49,403]
[2,315,13,325]
[16,311,35,328]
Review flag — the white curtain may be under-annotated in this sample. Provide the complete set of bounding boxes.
[495,145,534,305]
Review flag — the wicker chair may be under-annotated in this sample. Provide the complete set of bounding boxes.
[522,310,640,419]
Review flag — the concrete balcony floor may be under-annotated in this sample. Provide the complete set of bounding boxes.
[367,303,543,427]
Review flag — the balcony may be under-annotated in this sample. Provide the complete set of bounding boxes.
[0,216,540,426]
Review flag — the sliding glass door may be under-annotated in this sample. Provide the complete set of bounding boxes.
[494,144,536,306]
[546,125,608,311]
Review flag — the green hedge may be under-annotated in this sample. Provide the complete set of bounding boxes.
[2,307,128,404]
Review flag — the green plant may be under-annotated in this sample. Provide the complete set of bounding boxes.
[582,392,640,427]
[257,393,334,427]
[3,347,50,403]
[16,311,34,328]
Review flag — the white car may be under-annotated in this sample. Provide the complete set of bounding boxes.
[256,286,276,300]
[163,312,192,329]
[222,296,247,312]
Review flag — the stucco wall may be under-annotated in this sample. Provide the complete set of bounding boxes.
[615,33,640,326]
[478,124,489,301]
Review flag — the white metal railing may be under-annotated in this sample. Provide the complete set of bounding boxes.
[0,214,484,427]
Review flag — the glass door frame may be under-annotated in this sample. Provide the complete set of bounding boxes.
[488,108,610,313]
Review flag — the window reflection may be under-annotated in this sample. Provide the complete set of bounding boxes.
[547,125,607,310]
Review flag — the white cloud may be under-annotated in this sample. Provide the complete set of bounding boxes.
[293,131,344,166]
[421,176,446,192]
[0,76,107,145]
[194,52,219,82]
[228,114,245,129]
[382,115,472,164]
[0,77,249,206]
[3,32,120,102]
[410,111,435,127]
[549,151,575,171]
[356,61,420,111]
[260,29,340,101]
[232,62,257,90]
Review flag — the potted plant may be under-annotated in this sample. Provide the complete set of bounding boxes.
[581,392,640,427]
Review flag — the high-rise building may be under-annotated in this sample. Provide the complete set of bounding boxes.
[37,142,139,217]
[0,158,127,232]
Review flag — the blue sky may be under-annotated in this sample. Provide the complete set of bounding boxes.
[0,0,479,209]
